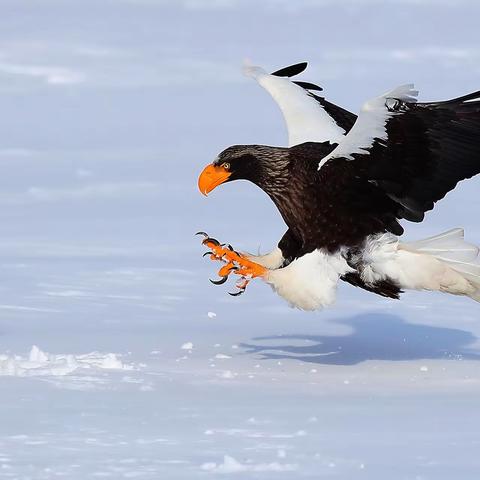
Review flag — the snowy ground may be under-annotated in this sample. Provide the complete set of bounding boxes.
[0,1,480,479]
[1,247,480,480]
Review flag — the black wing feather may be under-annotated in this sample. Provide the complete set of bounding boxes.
[358,93,480,223]
[311,94,358,133]
[292,81,323,91]
[271,62,308,77]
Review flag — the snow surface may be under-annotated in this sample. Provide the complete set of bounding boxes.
[0,1,479,479]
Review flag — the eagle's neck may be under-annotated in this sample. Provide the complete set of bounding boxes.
[255,143,336,251]
[254,155,291,197]
[267,160,319,240]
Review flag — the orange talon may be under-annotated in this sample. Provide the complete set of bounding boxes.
[198,232,266,296]
[233,259,266,279]
[218,262,237,277]
[203,240,243,264]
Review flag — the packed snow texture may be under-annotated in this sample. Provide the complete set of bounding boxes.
[0,1,479,479]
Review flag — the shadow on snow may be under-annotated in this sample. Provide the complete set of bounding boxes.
[241,313,480,365]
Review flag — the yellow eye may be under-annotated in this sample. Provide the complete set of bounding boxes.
[221,162,230,170]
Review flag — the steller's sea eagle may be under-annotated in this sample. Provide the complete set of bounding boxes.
[197,62,480,310]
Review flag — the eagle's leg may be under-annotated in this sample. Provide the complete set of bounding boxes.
[210,262,237,285]
[197,233,241,264]
[229,278,250,296]
[231,260,266,280]
[227,260,266,296]
[197,232,267,292]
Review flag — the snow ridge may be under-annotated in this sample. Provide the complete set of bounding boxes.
[0,346,135,377]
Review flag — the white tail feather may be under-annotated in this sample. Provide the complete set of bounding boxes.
[401,228,480,301]
[402,228,479,262]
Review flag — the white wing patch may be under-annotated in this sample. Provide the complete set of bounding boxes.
[318,84,418,169]
[244,63,346,146]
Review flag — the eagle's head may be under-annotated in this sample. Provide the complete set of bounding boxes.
[198,145,289,196]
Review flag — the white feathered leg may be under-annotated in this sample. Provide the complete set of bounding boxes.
[264,250,354,310]
[244,247,285,270]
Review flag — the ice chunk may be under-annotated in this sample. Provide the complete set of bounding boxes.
[201,455,297,473]
[29,346,49,363]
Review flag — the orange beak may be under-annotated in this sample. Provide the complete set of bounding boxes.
[198,164,231,196]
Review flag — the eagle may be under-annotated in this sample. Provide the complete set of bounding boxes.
[197,62,480,310]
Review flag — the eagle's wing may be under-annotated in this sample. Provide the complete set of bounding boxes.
[243,62,356,268]
[244,62,356,146]
[319,84,480,225]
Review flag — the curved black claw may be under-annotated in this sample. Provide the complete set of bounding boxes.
[210,276,228,285]
[203,251,213,257]
[224,243,241,256]
[203,237,220,246]
[228,289,245,297]
[195,231,209,238]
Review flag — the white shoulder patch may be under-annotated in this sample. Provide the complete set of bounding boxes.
[243,62,346,146]
[318,84,418,169]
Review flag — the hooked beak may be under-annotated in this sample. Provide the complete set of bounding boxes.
[198,164,231,196]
